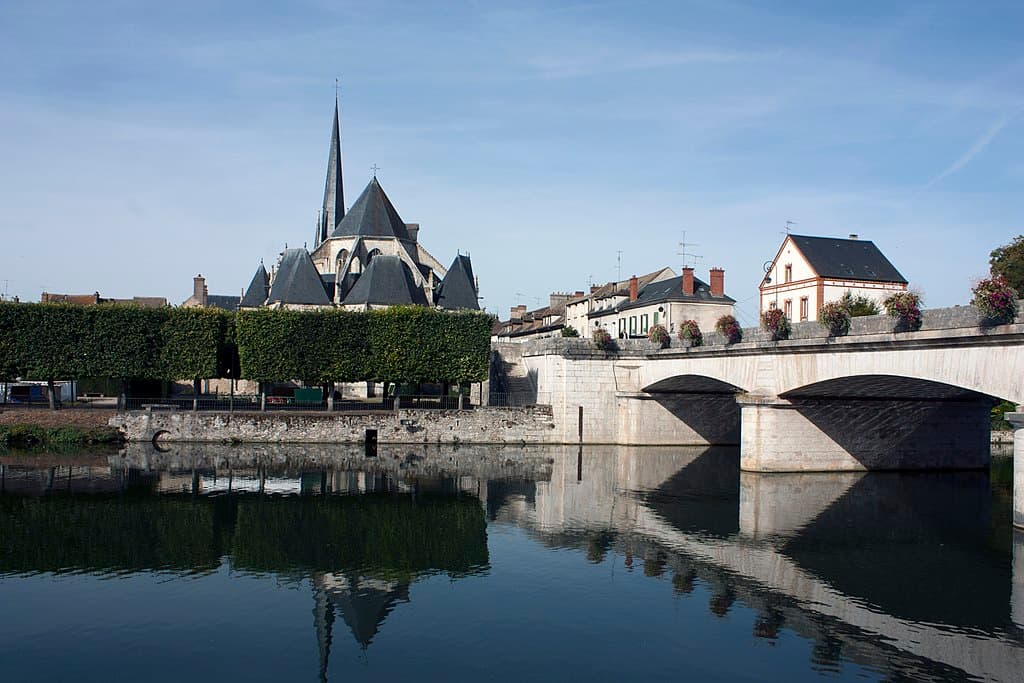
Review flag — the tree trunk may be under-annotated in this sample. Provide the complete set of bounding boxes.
[193,378,200,411]
[47,379,56,411]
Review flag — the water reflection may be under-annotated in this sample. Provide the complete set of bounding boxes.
[1,443,1022,682]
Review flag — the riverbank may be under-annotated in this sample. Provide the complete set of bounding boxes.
[0,408,122,449]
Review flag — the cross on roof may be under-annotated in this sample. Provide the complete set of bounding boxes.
[370,164,380,177]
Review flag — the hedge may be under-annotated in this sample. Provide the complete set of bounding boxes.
[0,302,492,385]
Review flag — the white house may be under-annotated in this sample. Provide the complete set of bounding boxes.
[760,234,908,321]
[564,268,675,339]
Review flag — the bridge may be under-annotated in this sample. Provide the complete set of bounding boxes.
[503,302,1024,526]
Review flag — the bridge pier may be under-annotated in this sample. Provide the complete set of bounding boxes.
[739,471,863,539]
[1008,412,1024,530]
[738,396,991,472]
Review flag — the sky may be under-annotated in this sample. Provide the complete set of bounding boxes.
[1,0,1022,324]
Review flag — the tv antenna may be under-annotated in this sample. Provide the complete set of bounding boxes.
[783,220,797,235]
[677,231,703,269]
[616,251,623,282]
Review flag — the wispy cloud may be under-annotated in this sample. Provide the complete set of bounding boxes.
[924,112,1017,188]
[525,48,754,79]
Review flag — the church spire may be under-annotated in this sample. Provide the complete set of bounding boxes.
[321,93,345,242]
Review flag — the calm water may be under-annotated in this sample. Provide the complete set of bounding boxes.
[1,444,1022,682]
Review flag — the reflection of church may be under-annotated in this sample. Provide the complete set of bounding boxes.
[239,98,480,311]
[313,572,410,678]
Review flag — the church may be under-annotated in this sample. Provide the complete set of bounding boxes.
[239,97,480,312]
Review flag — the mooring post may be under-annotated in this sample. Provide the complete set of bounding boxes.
[578,405,584,443]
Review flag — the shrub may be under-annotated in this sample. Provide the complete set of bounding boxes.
[971,275,1019,323]
[592,327,615,351]
[715,315,742,344]
[561,326,579,338]
[678,320,702,347]
[818,301,851,336]
[837,292,880,317]
[883,291,923,331]
[760,308,791,341]
[647,324,670,348]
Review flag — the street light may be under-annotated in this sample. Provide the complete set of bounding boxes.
[763,260,778,310]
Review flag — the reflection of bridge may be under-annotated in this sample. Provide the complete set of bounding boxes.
[494,446,1024,682]
[515,306,1024,524]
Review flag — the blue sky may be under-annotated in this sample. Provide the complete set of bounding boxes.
[1,0,1022,323]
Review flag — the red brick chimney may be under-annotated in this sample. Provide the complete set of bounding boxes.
[510,304,527,322]
[709,268,724,297]
[682,267,695,296]
[629,275,638,302]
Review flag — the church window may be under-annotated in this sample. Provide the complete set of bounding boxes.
[366,248,382,264]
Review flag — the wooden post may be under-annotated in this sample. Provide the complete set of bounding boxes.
[578,405,584,443]
[47,379,56,411]
[326,383,334,412]
[260,382,267,412]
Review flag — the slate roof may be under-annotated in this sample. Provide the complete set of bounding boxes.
[205,294,240,311]
[240,263,270,308]
[435,254,479,310]
[590,274,734,317]
[342,255,428,306]
[789,235,907,284]
[330,178,411,241]
[321,98,345,239]
[267,249,331,306]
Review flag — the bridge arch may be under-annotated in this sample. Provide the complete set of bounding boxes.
[779,374,1002,404]
[642,374,749,396]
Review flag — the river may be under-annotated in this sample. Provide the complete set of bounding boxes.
[0,444,1021,681]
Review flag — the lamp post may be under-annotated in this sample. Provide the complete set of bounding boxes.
[763,260,778,312]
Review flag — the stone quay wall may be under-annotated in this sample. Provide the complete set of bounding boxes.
[110,407,559,445]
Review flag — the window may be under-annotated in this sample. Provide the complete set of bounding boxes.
[617,319,624,337]
[800,297,809,321]
[629,316,637,335]
[784,264,793,283]
[641,314,649,334]
[784,299,793,319]
[653,311,659,325]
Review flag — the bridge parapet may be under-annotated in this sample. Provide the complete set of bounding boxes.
[521,300,1024,359]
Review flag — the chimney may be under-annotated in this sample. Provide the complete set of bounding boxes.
[574,291,585,297]
[510,304,527,322]
[590,285,600,294]
[629,275,638,302]
[549,293,570,313]
[193,275,207,306]
[682,267,695,296]
[405,223,420,242]
[709,268,725,297]
[848,233,858,240]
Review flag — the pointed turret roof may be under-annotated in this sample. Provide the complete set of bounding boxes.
[240,263,270,308]
[322,98,345,239]
[436,254,479,310]
[330,177,411,240]
[267,249,331,306]
[342,255,428,306]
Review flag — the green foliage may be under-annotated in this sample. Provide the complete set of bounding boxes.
[991,400,1017,431]
[160,308,231,380]
[236,307,492,383]
[592,327,615,351]
[818,301,851,336]
[760,308,791,341]
[0,424,121,450]
[971,275,1019,323]
[837,292,881,317]
[883,291,923,331]
[715,315,742,344]
[647,324,670,348]
[989,235,1024,295]
[561,325,579,338]
[0,303,491,385]
[678,319,702,346]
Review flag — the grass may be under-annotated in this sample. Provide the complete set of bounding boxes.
[0,424,122,450]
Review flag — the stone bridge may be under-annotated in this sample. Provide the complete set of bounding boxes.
[506,303,1024,524]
